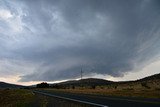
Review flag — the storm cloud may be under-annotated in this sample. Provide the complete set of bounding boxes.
[0,0,160,82]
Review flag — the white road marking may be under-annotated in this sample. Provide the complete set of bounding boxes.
[33,90,108,107]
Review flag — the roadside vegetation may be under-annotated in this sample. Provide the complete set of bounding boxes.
[0,89,34,107]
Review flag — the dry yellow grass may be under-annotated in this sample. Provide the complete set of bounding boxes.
[0,89,34,107]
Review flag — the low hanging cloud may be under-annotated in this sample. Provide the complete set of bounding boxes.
[0,0,160,82]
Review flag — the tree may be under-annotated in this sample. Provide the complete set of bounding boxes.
[36,82,49,88]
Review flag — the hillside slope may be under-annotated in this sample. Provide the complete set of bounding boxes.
[50,73,160,90]
[59,78,113,86]
[137,73,160,82]
[0,82,25,88]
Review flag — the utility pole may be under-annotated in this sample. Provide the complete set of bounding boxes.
[81,68,83,80]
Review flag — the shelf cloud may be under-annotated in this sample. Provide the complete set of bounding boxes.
[0,0,160,82]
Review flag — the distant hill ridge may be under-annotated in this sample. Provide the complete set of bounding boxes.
[137,73,160,81]
[51,73,160,87]
[0,73,159,88]
[57,78,113,86]
[0,82,25,88]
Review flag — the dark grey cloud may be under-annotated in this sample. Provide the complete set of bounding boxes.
[0,0,160,82]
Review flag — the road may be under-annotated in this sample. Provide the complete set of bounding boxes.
[33,90,160,107]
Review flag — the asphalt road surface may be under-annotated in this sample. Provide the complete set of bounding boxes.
[33,90,160,107]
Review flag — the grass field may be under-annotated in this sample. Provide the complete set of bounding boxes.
[0,89,34,107]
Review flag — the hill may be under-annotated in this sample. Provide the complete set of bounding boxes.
[0,82,25,89]
[50,78,114,88]
[61,78,112,86]
[50,73,160,90]
[111,73,160,90]
[137,73,160,82]
[50,78,113,88]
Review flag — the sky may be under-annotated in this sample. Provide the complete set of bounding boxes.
[0,0,160,85]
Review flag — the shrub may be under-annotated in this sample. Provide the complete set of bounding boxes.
[141,82,150,89]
